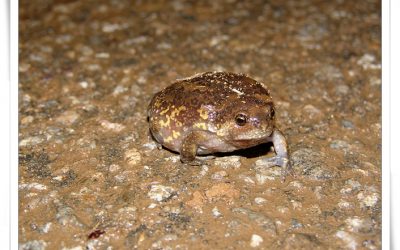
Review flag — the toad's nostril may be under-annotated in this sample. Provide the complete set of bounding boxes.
[251,118,261,128]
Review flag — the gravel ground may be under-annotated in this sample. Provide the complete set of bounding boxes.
[19,0,381,249]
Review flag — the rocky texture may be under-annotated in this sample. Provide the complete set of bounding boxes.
[19,0,381,248]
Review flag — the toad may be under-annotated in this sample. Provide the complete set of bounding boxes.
[147,72,291,178]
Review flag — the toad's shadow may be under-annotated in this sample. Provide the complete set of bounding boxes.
[213,142,274,158]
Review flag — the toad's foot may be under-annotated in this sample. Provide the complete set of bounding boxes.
[181,155,214,166]
[270,129,293,181]
[180,131,215,166]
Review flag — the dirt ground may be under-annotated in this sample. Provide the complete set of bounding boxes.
[19,0,381,249]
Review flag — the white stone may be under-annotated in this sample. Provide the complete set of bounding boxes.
[100,120,125,132]
[338,200,353,209]
[108,164,120,172]
[148,203,157,209]
[95,52,110,58]
[254,197,267,205]
[357,53,381,70]
[213,156,242,169]
[102,23,129,33]
[19,183,47,191]
[19,136,45,147]
[62,247,83,250]
[165,155,180,163]
[357,191,379,208]
[143,141,158,150]
[112,85,127,96]
[335,230,357,250]
[212,207,222,218]
[147,184,176,202]
[79,81,89,89]
[250,234,263,248]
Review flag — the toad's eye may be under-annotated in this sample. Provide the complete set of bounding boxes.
[235,113,247,126]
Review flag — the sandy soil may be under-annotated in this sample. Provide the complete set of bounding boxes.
[19,0,381,249]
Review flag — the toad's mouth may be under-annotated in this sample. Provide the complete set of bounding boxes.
[232,129,273,143]
[230,137,271,148]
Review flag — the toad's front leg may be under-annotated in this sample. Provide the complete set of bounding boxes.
[257,129,292,181]
[180,131,206,166]
[271,129,291,178]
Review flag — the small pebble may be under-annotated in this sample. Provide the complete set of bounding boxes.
[19,240,47,250]
[19,183,47,191]
[277,206,289,214]
[336,84,349,95]
[303,104,322,119]
[55,202,84,228]
[345,216,373,234]
[19,135,45,147]
[291,148,335,180]
[102,22,129,33]
[100,120,125,132]
[114,206,138,228]
[357,191,379,208]
[232,207,276,235]
[369,77,381,86]
[21,116,34,125]
[79,81,89,89]
[143,141,158,150]
[124,148,142,166]
[212,207,222,218]
[340,180,361,194]
[288,180,304,189]
[211,171,228,180]
[95,52,110,58]
[62,246,83,250]
[291,218,304,229]
[108,164,121,172]
[165,155,180,163]
[330,140,350,150]
[112,85,128,96]
[162,234,178,241]
[341,120,354,129]
[39,222,52,234]
[56,110,79,126]
[198,165,209,177]
[250,234,263,248]
[213,156,242,169]
[19,62,31,72]
[313,186,324,199]
[254,160,282,183]
[147,184,176,202]
[338,200,354,209]
[254,197,267,205]
[240,175,256,185]
[148,203,157,209]
[357,54,381,70]
[335,230,358,249]
[290,200,303,210]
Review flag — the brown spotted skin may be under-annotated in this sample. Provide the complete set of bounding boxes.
[147,72,291,177]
